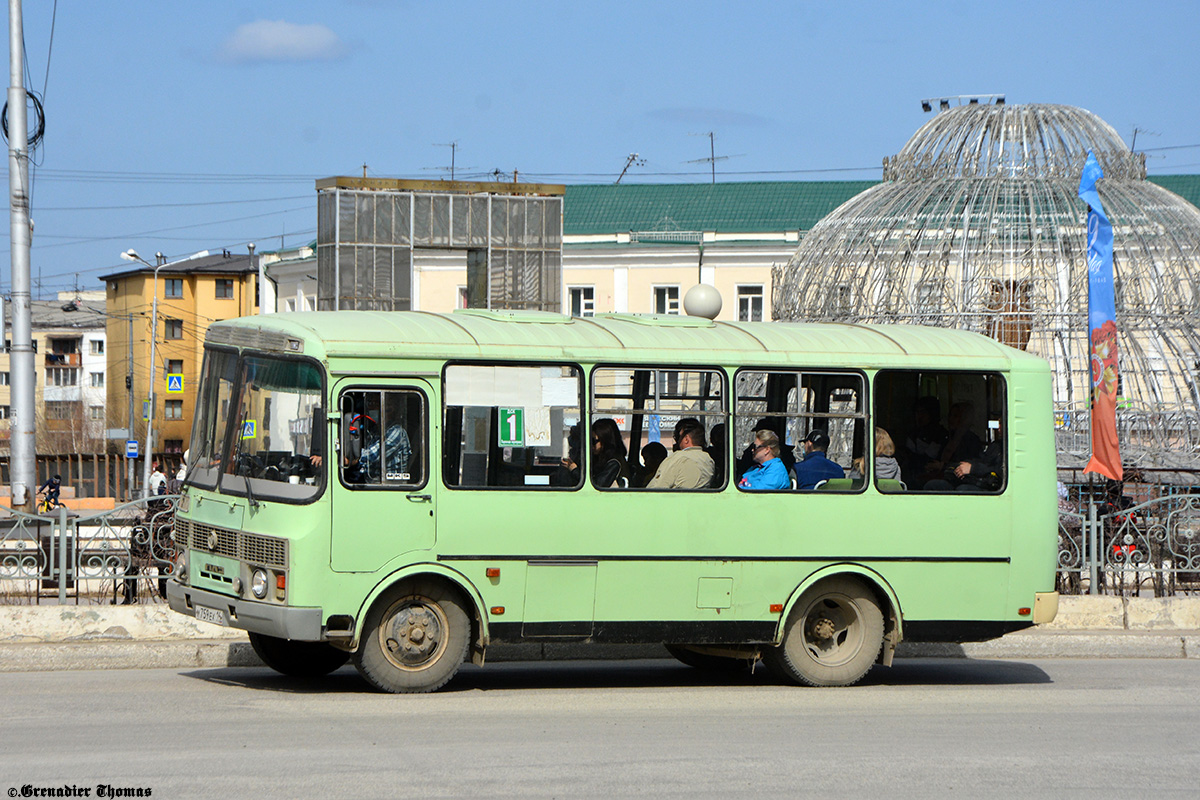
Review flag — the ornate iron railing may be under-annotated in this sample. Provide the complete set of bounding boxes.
[0,496,179,604]
[1058,488,1200,596]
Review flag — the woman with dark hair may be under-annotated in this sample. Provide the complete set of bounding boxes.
[591,418,631,488]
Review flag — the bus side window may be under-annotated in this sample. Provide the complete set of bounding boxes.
[443,364,583,490]
[733,370,866,492]
[873,370,1007,494]
[591,366,726,490]
[340,389,425,488]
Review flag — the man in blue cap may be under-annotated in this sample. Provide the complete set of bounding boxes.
[794,430,845,491]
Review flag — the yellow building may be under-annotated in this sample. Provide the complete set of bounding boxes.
[101,250,257,458]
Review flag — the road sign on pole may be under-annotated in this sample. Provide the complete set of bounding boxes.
[166,374,184,393]
[125,440,139,459]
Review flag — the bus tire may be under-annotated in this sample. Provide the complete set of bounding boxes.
[248,632,350,678]
[665,644,754,673]
[353,580,470,693]
[764,576,884,687]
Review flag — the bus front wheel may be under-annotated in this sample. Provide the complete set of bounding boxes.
[764,576,884,687]
[353,581,470,693]
[247,632,350,678]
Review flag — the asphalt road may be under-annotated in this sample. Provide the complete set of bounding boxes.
[2,658,1198,799]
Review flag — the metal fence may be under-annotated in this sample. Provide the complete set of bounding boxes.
[1058,485,1200,596]
[0,496,178,605]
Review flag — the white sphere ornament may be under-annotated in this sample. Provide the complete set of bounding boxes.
[683,284,722,320]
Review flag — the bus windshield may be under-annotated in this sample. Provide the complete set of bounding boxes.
[187,348,325,502]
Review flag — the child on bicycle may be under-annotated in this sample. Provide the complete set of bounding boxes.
[37,474,62,509]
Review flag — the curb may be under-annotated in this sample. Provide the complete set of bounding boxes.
[1,631,1197,673]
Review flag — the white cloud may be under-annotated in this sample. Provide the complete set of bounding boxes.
[218,20,348,64]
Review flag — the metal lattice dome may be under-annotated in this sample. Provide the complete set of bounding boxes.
[772,103,1200,472]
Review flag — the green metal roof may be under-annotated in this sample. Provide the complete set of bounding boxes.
[563,176,1200,237]
[1147,175,1200,210]
[563,181,879,236]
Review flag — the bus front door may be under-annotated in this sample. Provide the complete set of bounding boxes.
[330,380,436,573]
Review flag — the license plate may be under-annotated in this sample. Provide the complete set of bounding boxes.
[195,605,226,626]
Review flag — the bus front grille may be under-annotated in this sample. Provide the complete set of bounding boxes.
[175,517,288,570]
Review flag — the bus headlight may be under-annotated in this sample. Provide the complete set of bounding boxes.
[251,568,269,599]
[174,551,188,581]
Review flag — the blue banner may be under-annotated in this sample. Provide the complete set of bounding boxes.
[1078,151,1122,481]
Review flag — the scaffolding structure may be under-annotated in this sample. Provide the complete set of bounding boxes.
[315,177,565,313]
[772,103,1200,473]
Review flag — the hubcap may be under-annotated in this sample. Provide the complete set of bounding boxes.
[801,596,862,666]
[381,600,447,670]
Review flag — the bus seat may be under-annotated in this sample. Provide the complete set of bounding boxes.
[877,478,906,493]
[817,478,855,491]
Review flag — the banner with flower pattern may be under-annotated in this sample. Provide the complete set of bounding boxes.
[1077,151,1122,481]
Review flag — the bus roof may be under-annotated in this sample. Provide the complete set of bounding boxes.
[207,310,1047,371]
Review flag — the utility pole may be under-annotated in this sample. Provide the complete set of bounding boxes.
[8,0,36,509]
[126,314,134,500]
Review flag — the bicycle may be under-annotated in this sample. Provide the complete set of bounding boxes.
[36,492,66,514]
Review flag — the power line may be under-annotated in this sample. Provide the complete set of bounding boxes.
[34,194,311,211]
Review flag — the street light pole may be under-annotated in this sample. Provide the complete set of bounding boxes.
[8,0,36,509]
[121,248,208,498]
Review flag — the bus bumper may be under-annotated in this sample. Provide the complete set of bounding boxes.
[1033,591,1059,624]
[167,580,324,641]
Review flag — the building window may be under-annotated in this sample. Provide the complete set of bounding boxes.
[456,286,469,310]
[165,319,183,340]
[0,406,9,418]
[737,285,764,322]
[164,438,184,454]
[167,359,183,375]
[165,279,183,299]
[88,405,104,420]
[568,286,595,317]
[165,399,184,420]
[284,298,296,312]
[45,367,78,386]
[46,401,75,419]
[654,286,680,315]
[90,372,104,388]
[0,372,8,385]
[90,339,105,355]
[215,279,235,299]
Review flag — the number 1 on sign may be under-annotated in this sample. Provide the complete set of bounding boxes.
[498,407,524,447]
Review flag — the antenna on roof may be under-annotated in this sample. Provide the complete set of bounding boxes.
[616,153,645,184]
[686,132,743,184]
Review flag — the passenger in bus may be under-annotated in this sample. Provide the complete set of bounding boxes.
[929,401,982,473]
[874,427,902,481]
[925,420,1003,492]
[590,418,631,488]
[358,423,412,481]
[794,430,845,491]
[635,442,668,487]
[648,418,714,489]
[737,429,791,491]
[706,423,727,487]
[735,417,796,480]
[903,396,948,487]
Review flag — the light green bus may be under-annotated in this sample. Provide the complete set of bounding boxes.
[167,309,1059,692]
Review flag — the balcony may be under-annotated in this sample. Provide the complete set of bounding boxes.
[45,353,81,367]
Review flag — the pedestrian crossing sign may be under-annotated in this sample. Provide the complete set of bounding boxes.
[166,374,184,393]
[241,420,256,439]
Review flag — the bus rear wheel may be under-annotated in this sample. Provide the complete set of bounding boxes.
[764,576,884,687]
[353,581,470,693]
[247,632,350,677]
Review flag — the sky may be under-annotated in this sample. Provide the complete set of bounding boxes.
[5,0,1200,296]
